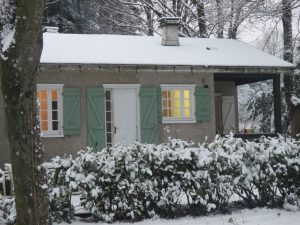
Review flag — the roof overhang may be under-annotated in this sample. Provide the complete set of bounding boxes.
[39,63,295,74]
[214,73,281,85]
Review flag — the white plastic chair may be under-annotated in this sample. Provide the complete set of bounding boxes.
[4,164,13,196]
[0,168,6,196]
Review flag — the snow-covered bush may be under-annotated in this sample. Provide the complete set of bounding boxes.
[46,156,74,223]
[62,138,241,221]
[283,193,300,211]
[236,135,300,207]
[0,197,16,225]
[49,134,300,222]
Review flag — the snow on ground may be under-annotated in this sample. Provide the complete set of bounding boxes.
[67,195,300,225]
[55,208,300,225]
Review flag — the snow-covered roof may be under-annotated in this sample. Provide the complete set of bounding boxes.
[41,33,294,69]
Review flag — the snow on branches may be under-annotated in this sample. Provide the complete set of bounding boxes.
[291,95,300,106]
[47,134,300,222]
[0,197,16,225]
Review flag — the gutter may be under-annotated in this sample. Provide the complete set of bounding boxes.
[39,63,295,74]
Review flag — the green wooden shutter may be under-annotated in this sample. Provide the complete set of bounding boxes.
[139,86,161,144]
[195,87,211,122]
[63,88,81,135]
[87,87,106,150]
[157,88,162,123]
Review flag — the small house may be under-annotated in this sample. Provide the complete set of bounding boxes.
[0,18,294,166]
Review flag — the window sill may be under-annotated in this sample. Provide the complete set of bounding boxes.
[41,133,64,138]
[162,119,196,124]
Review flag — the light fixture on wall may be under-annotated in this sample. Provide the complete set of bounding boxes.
[202,78,209,88]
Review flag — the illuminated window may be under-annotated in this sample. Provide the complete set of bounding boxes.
[161,85,195,123]
[37,84,63,137]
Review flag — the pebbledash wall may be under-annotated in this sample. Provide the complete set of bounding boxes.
[0,66,217,165]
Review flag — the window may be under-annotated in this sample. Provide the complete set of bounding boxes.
[105,90,113,147]
[37,84,63,137]
[161,85,195,123]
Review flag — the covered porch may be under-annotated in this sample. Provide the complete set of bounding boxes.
[214,73,282,139]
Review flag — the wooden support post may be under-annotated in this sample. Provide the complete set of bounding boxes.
[273,75,282,133]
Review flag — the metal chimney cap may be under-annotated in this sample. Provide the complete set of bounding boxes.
[43,26,59,33]
[159,17,181,26]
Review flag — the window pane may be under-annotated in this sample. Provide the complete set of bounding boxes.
[163,109,169,117]
[184,100,190,108]
[41,111,48,120]
[171,108,180,117]
[163,100,169,108]
[52,111,58,120]
[105,91,110,100]
[107,133,112,143]
[106,112,111,121]
[41,121,48,131]
[163,91,170,98]
[52,90,58,101]
[184,108,190,118]
[184,90,190,99]
[106,101,111,111]
[39,90,47,99]
[106,122,112,132]
[41,100,48,110]
[39,90,48,110]
[174,100,180,108]
[52,101,58,110]
[52,121,58,131]
[173,90,180,99]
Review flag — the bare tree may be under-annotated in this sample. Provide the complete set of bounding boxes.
[108,0,273,39]
[282,0,300,136]
[216,0,224,38]
[191,0,208,37]
[0,0,51,224]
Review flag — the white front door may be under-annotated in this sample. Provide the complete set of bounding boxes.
[112,88,139,145]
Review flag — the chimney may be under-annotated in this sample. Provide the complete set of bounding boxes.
[159,17,181,46]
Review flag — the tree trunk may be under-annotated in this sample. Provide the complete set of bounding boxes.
[0,0,51,224]
[216,0,224,38]
[228,0,241,39]
[192,0,208,38]
[291,46,300,136]
[145,6,154,36]
[282,0,299,137]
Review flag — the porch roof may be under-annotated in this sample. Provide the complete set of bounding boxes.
[41,33,294,71]
[214,73,280,85]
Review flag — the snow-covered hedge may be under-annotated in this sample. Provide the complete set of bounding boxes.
[234,135,300,207]
[0,197,15,225]
[47,156,75,223]
[47,134,300,222]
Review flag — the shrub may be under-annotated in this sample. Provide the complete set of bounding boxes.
[0,197,16,225]
[49,134,300,222]
[229,135,300,207]
[46,156,75,223]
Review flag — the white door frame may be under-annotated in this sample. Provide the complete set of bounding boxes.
[103,84,141,144]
